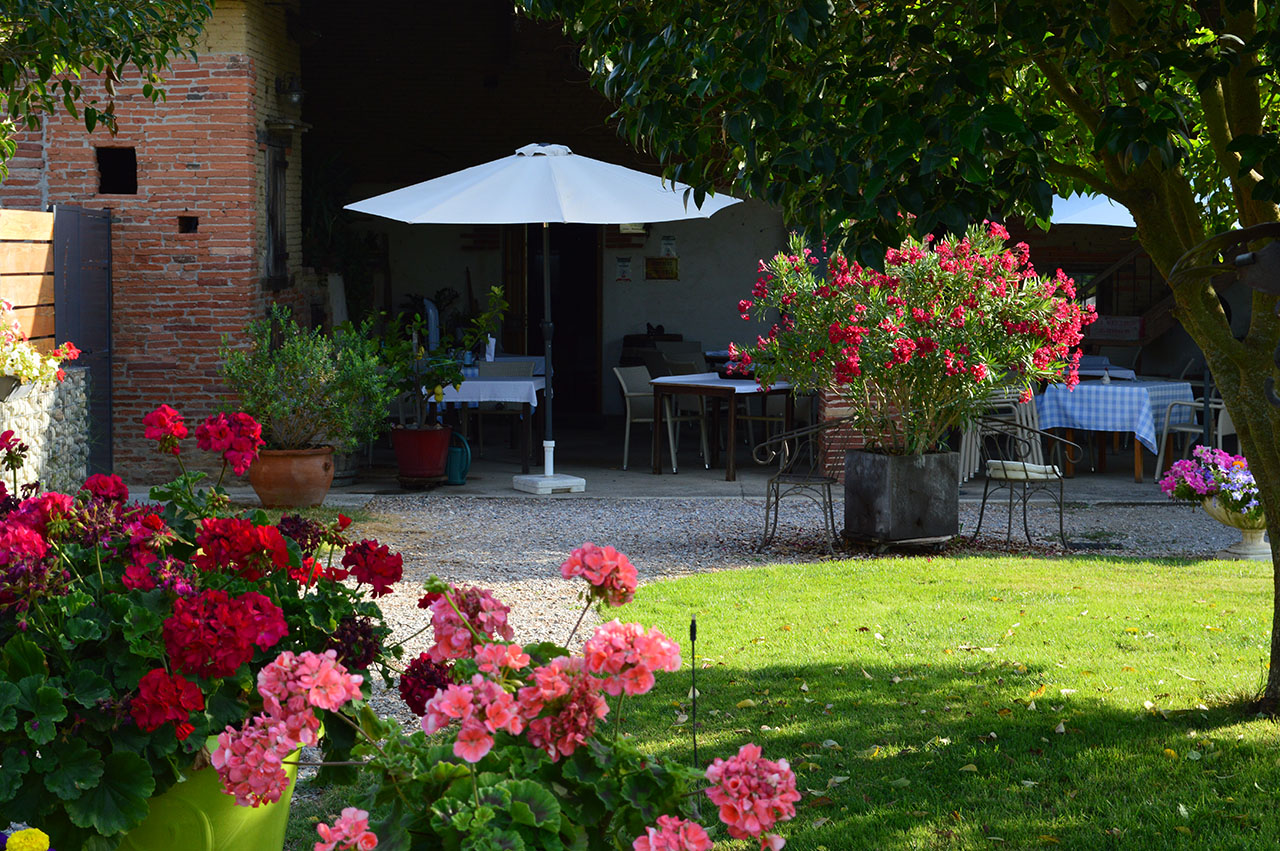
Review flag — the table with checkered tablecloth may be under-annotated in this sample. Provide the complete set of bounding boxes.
[1035,379,1195,481]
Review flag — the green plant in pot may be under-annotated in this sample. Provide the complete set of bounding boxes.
[220,305,383,507]
[331,318,399,485]
[382,313,464,483]
[732,222,1096,543]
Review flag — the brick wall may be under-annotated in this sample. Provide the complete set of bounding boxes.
[0,0,310,478]
[818,390,865,481]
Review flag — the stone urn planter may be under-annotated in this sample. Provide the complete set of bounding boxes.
[1202,497,1271,560]
[844,450,960,544]
[248,446,335,507]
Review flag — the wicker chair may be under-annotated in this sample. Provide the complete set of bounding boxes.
[972,415,1082,547]
[754,416,856,553]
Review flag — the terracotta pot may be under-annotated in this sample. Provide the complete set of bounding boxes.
[248,447,335,507]
[391,426,451,481]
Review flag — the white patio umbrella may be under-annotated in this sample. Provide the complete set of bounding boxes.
[345,142,742,492]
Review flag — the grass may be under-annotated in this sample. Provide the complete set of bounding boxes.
[287,552,1280,849]
[619,554,1280,849]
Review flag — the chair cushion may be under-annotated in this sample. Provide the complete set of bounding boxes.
[986,459,1061,481]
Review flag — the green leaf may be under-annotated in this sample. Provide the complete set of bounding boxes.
[16,675,67,744]
[39,738,105,800]
[64,751,155,837]
[0,680,18,731]
[3,633,46,680]
[0,747,29,803]
[506,779,560,829]
[69,668,112,707]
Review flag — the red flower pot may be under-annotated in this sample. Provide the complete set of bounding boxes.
[392,426,451,482]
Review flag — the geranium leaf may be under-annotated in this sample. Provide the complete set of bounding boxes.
[64,751,155,836]
[65,611,108,644]
[39,738,105,800]
[505,779,560,828]
[0,747,29,803]
[0,681,18,731]
[3,633,46,680]
[16,675,67,745]
[69,669,112,708]
[523,642,571,666]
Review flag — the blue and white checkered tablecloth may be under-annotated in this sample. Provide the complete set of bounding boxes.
[1035,380,1195,454]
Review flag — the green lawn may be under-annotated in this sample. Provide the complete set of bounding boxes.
[620,554,1280,849]
[288,553,1280,850]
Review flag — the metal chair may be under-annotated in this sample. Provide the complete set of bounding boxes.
[612,366,705,472]
[754,415,856,553]
[972,415,1082,547]
[473,360,535,458]
[1154,396,1225,479]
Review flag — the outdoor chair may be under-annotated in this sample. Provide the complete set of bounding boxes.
[612,366,706,472]
[754,415,856,554]
[972,415,1082,548]
[958,387,1037,483]
[473,360,535,458]
[1154,395,1226,479]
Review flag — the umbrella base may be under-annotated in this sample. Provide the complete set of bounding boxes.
[512,472,586,494]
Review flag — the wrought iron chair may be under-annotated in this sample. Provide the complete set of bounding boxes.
[972,415,1083,547]
[754,415,856,553]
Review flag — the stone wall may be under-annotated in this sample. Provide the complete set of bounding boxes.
[0,367,90,493]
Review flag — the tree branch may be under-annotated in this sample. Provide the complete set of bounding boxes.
[1032,57,1102,133]
[1043,160,1118,197]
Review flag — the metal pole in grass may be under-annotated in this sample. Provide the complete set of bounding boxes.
[690,615,697,767]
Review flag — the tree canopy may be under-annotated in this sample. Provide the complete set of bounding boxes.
[0,0,211,170]
[522,0,1280,705]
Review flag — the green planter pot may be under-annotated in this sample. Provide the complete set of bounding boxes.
[116,752,300,851]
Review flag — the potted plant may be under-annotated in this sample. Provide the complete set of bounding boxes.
[383,313,464,483]
[220,304,372,506]
[331,317,399,486]
[219,543,800,851]
[0,405,405,850]
[0,298,81,401]
[1159,445,1270,560]
[732,221,1096,543]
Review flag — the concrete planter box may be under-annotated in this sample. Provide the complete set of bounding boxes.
[844,450,960,543]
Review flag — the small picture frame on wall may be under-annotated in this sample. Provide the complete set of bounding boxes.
[644,257,679,280]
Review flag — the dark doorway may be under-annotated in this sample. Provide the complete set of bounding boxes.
[528,223,600,419]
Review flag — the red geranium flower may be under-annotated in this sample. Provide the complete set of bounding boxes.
[341,539,402,598]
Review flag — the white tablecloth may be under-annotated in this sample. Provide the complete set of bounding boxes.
[649,372,791,394]
[438,377,545,408]
[1035,380,1194,454]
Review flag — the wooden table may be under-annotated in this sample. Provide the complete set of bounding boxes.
[1035,379,1194,482]
[650,373,793,481]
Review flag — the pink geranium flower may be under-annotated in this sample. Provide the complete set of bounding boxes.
[560,542,638,607]
[633,815,713,851]
[705,743,800,847]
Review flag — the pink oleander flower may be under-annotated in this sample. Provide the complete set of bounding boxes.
[316,807,378,851]
[560,542,638,607]
[705,743,800,846]
[418,584,514,662]
[584,620,682,697]
[474,641,531,676]
[633,815,713,851]
[518,656,609,761]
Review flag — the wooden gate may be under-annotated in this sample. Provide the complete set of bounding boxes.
[0,206,113,474]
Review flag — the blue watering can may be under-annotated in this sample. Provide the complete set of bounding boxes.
[445,431,471,485]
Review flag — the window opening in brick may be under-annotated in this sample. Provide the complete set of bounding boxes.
[178,216,199,233]
[264,144,288,286]
[96,147,137,194]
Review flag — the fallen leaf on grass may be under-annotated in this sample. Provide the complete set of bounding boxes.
[1039,836,1060,844]
[821,739,842,750]
[1164,748,1179,759]
[888,777,911,788]
[1054,722,1065,735]
[812,817,830,828]
[826,776,850,788]
[959,764,978,772]
[806,796,835,807]
[736,699,758,708]
[1175,826,1192,835]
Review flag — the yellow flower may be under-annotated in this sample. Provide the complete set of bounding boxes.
[7,828,51,851]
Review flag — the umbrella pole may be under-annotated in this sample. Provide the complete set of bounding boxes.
[541,222,555,476]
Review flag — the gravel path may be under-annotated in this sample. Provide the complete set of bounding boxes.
[359,494,1247,666]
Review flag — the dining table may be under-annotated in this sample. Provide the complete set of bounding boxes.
[1035,378,1195,482]
[439,376,546,473]
[650,372,793,481]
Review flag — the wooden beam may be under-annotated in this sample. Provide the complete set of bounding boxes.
[10,305,54,338]
[0,242,54,275]
[0,274,55,307]
[0,210,54,241]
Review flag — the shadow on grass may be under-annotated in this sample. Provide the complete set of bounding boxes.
[627,660,1273,850]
